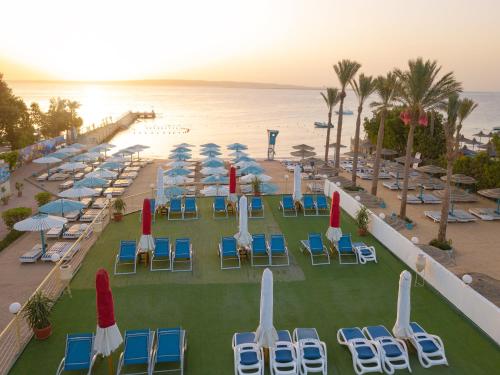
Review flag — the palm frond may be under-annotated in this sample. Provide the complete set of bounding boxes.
[333,59,361,90]
[320,87,340,111]
[351,74,377,106]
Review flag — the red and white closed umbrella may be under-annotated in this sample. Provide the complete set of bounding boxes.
[94,269,122,371]
[139,199,155,251]
[326,191,342,242]
[228,166,238,203]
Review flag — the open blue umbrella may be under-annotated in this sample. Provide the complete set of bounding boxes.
[227,143,248,151]
[202,159,225,168]
[14,214,67,254]
[201,150,222,157]
[100,162,124,170]
[171,146,192,153]
[240,165,265,175]
[164,186,187,199]
[72,152,101,162]
[165,168,191,177]
[201,143,220,148]
[39,199,86,216]
[75,177,108,188]
[49,151,71,159]
[260,183,279,194]
[202,175,229,184]
[234,156,255,163]
[170,153,191,161]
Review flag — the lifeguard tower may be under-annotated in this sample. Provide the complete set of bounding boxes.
[267,129,279,160]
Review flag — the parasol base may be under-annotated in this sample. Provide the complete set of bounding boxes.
[326,227,342,243]
[234,232,253,248]
[228,193,238,203]
[139,235,155,252]
[94,324,123,356]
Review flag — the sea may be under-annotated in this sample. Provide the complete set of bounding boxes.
[8,81,500,159]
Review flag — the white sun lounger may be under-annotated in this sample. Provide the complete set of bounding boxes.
[120,172,138,180]
[383,181,416,190]
[91,197,108,209]
[352,242,377,264]
[469,208,500,221]
[64,210,81,222]
[63,224,92,239]
[420,194,442,204]
[80,209,101,222]
[449,209,477,223]
[48,173,69,181]
[113,179,132,187]
[19,244,43,263]
[41,242,81,262]
[337,327,381,375]
[409,322,448,368]
[398,194,422,204]
[293,328,327,375]
[232,332,264,375]
[59,180,74,190]
[80,197,93,207]
[424,211,458,223]
[46,226,65,238]
[103,187,125,196]
[36,173,48,181]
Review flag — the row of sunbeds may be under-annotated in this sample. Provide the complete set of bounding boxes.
[279,194,330,217]
[57,327,186,375]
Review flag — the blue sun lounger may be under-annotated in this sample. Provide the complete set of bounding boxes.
[151,327,187,374]
[213,196,228,219]
[409,322,448,368]
[250,234,269,267]
[219,236,240,269]
[334,234,359,264]
[116,329,154,375]
[300,233,330,265]
[168,198,183,220]
[280,195,297,217]
[182,197,198,219]
[337,327,382,375]
[150,237,171,271]
[114,240,137,275]
[302,194,317,216]
[269,234,289,266]
[249,196,264,218]
[232,332,264,375]
[270,330,297,375]
[56,333,97,375]
[172,238,193,272]
[316,195,329,216]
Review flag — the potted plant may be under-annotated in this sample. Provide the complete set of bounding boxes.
[23,291,54,340]
[404,217,414,230]
[15,182,24,197]
[112,198,126,221]
[355,206,370,236]
[0,187,10,205]
[251,177,261,196]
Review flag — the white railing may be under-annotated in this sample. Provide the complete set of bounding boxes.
[324,180,500,345]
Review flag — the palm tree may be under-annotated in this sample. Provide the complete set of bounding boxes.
[370,73,399,196]
[320,88,340,163]
[395,58,461,219]
[333,59,361,171]
[437,96,477,242]
[350,74,377,185]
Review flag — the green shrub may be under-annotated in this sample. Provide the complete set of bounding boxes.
[453,152,500,189]
[35,192,52,207]
[0,230,24,252]
[1,207,32,229]
[429,238,452,250]
[0,151,19,171]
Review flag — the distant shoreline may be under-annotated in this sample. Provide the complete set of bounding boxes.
[7,78,322,91]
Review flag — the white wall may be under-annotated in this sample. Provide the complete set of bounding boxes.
[324,180,500,345]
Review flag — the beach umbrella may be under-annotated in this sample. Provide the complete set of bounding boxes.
[291,149,316,160]
[75,177,108,188]
[417,165,446,175]
[59,162,87,173]
[126,145,149,160]
[14,214,67,254]
[59,186,98,199]
[94,269,123,374]
[292,144,314,151]
[171,146,191,153]
[174,143,194,148]
[473,130,488,142]
[165,168,191,177]
[201,175,228,184]
[240,165,264,175]
[343,150,367,158]
[114,149,134,162]
[139,199,155,251]
[100,162,124,171]
[49,151,71,160]
[166,160,191,168]
[164,186,187,199]
[202,156,224,163]
[228,166,237,203]
[393,270,413,339]
[234,156,255,163]
[240,173,272,184]
[58,147,80,154]
[86,168,117,179]
[72,152,101,162]
[395,156,421,164]
[170,153,191,161]
[440,174,477,185]
[106,156,126,163]
[200,185,229,196]
[234,195,252,247]
[255,268,278,349]
[200,167,227,176]
[33,156,62,175]
[326,191,342,242]
[477,188,500,213]
[200,143,220,148]
[235,160,260,169]
[164,175,190,185]
[316,164,337,176]
[202,159,225,168]
[328,142,347,149]
[200,149,222,157]
[155,167,167,208]
[459,134,474,145]
[292,164,302,202]
[227,143,248,151]
[259,183,279,195]
[229,150,249,158]
[39,199,85,216]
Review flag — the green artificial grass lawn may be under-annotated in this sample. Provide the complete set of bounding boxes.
[10,196,500,374]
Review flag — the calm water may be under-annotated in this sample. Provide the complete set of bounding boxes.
[9,81,500,159]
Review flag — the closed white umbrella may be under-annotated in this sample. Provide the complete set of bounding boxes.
[255,268,278,349]
[14,214,67,254]
[155,167,168,209]
[59,186,98,199]
[393,270,413,339]
[293,164,302,202]
[234,195,252,247]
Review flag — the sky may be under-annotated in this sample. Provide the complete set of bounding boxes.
[1,0,500,91]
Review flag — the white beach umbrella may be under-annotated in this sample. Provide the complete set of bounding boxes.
[59,162,87,172]
[33,156,62,175]
[14,214,67,254]
[234,195,252,247]
[393,270,413,339]
[235,160,260,169]
[59,186,98,199]
[86,169,117,179]
[164,175,190,185]
[292,164,303,202]
[155,167,168,209]
[255,268,278,348]
[200,185,229,196]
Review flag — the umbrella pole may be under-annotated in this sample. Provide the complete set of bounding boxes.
[107,356,113,375]
[40,231,46,255]
[496,199,500,215]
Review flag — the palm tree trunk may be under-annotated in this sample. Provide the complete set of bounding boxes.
[437,160,453,242]
[429,111,435,137]
[371,111,386,196]
[351,105,363,185]
[324,110,333,163]
[399,121,417,219]
[334,96,345,171]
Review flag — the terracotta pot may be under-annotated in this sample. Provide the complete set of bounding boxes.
[33,324,52,340]
[17,192,22,197]
[113,212,123,222]
[357,227,368,236]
